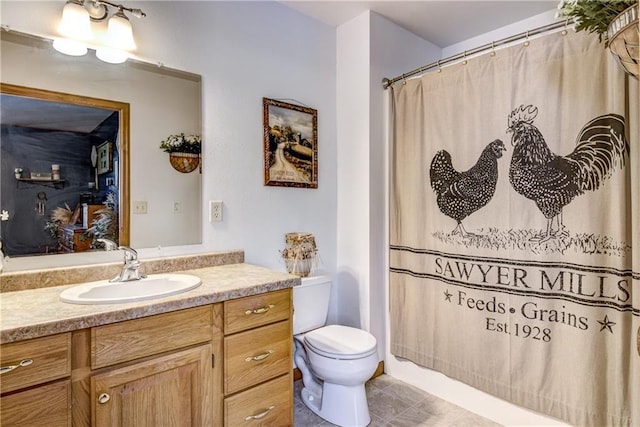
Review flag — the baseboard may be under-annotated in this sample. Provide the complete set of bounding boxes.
[293,360,385,382]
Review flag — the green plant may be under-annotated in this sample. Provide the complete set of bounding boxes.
[159,133,202,154]
[556,0,638,42]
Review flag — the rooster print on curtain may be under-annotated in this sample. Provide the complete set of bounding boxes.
[507,105,629,243]
[429,106,629,254]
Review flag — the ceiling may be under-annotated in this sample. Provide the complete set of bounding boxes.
[1,94,114,133]
[280,1,558,47]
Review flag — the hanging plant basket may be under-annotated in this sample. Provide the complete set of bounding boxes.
[169,152,200,173]
[607,4,639,78]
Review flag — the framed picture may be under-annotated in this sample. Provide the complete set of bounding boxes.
[96,141,113,174]
[263,97,318,188]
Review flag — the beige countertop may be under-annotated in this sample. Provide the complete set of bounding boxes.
[1,263,300,344]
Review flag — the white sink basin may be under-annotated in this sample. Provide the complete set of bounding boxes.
[59,273,202,305]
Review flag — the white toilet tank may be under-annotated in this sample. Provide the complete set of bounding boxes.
[293,275,332,335]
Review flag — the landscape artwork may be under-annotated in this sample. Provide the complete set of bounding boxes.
[263,97,317,188]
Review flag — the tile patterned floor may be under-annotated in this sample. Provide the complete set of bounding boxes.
[294,374,502,427]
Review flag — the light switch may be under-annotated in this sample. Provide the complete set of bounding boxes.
[133,201,148,214]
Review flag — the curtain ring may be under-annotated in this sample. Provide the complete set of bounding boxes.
[401,73,407,85]
[490,41,496,57]
[462,50,468,65]
[524,31,530,47]
[437,60,442,73]
[561,19,569,36]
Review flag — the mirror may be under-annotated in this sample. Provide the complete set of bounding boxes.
[1,84,130,255]
[1,30,202,259]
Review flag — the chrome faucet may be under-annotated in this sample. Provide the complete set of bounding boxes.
[97,238,147,282]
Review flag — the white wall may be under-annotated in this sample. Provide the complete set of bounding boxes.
[336,11,371,331]
[1,1,337,276]
[335,11,439,359]
[380,9,570,427]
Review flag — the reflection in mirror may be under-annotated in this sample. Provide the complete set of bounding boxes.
[1,29,202,265]
[1,84,130,256]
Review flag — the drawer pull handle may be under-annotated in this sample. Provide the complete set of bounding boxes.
[244,405,275,421]
[245,350,274,362]
[0,359,33,375]
[245,304,275,315]
[98,393,111,404]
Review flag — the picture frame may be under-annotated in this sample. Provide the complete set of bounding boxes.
[96,141,113,174]
[263,97,318,188]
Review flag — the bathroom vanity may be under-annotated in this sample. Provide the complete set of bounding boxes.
[0,257,298,426]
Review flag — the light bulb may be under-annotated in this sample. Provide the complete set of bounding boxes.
[53,38,88,56]
[96,46,129,64]
[53,0,91,56]
[57,0,92,40]
[103,9,136,51]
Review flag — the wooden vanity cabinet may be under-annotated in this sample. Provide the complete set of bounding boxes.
[223,288,293,426]
[0,333,72,427]
[73,304,223,427]
[1,288,293,427]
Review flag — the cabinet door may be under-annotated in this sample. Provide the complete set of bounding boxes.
[92,345,213,427]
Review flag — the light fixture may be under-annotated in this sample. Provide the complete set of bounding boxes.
[96,7,136,63]
[53,0,92,56]
[104,8,136,50]
[53,0,145,64]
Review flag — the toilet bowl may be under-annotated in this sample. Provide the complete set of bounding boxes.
[293,276,378,427]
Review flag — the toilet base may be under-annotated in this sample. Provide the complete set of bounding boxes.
[301,382,371,427]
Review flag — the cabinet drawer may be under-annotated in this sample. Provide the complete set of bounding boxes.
[224,289,291,334]
[224,373,292,427]
[92,305,214,369]
[0,379,71,427]
[0,333,71,394]
[224,320,291,395]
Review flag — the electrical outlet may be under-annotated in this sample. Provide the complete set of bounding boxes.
[133,201,148,214]
[209,200,223,222]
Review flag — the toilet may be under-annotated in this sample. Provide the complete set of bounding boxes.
[293,275,378,427]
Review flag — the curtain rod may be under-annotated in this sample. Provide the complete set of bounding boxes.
[382,19,575,89]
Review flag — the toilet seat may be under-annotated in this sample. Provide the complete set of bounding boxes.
[304,325,377,360]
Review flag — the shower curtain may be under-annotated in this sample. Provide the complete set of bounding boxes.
[389,30,638,426]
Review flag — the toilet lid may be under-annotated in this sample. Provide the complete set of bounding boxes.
[304,325,377,359]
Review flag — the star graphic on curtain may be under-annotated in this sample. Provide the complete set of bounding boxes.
[597,315,616,333]
[444,290,453,302]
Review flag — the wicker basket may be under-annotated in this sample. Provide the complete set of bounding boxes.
[607,5,639,78]
[281,232,319,277]
[169,152,200,173]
